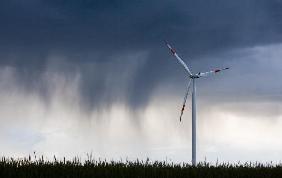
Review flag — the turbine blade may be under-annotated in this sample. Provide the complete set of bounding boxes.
[197,67,229,77]
[165,41,193,76]
[180,79,192,122]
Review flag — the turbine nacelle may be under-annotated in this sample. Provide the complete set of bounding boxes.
[190,75,200,79]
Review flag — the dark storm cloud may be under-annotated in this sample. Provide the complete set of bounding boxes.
[1,0,282,110]
[2,0,282,51]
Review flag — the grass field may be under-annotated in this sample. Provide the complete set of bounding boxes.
[1,156,282,178]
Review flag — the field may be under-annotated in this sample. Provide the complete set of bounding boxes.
[1,156,282,178]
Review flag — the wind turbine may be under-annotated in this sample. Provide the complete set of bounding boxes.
[165,41,229,166]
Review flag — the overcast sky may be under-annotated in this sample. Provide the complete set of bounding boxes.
[1,0,282,164]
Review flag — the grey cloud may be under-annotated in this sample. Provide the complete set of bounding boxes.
[1,0,282,51]
[0,0,282,111]
[1,0,282,162]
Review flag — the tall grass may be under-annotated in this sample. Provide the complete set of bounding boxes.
[0,155,282,178]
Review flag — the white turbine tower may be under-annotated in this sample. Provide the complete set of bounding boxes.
[165,42,229,166]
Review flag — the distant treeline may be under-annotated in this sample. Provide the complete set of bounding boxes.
[0,156,282,178]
